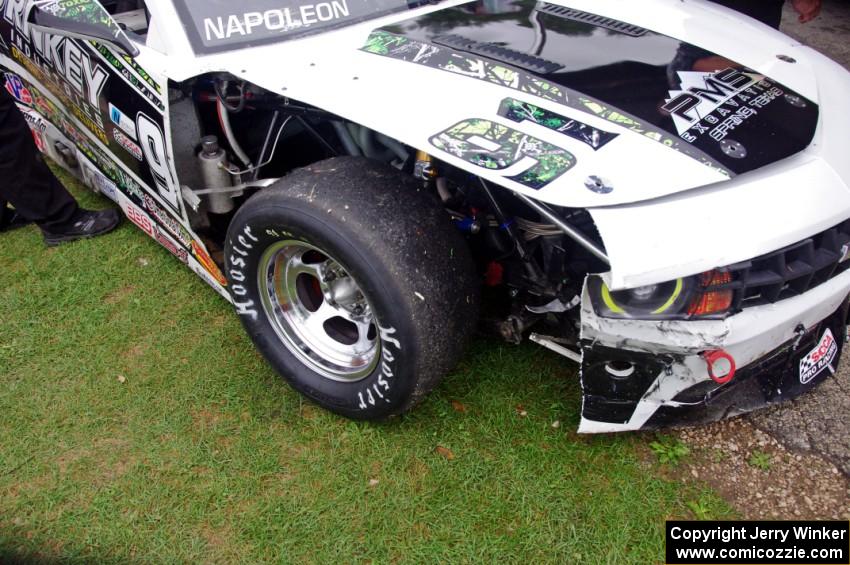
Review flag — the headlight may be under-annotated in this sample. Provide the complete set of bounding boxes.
[590,270,735,320]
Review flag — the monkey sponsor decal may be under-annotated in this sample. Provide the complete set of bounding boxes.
[0,0,180,216]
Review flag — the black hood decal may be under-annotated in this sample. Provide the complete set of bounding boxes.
[363,1,818,177]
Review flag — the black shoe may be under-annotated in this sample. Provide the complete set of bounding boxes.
[0,206,32,233]
[42,208,121,247]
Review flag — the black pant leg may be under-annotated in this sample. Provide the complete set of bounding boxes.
[709,0,785,29]
[0,87,78,229]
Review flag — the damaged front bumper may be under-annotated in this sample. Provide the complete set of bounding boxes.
[577,269,850,433]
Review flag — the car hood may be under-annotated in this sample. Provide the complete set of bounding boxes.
[370,0,819,180]
[162,0,827,206]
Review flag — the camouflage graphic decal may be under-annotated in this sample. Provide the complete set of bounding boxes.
[38,0,125,37]
[498,98,617,151]
[362,29,408,55]
[430,119,575,190]
[363,31,567,104]
[96,45,163,106]
[363,30,730,177]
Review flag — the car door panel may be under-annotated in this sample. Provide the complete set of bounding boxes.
[0,0,230,298]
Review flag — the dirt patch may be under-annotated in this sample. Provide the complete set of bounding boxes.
[55,438,134,484]
[406,456,430,493]
[104,285,137,305]
[260,472,295,489]
[277,440,316,464]
[197,520,249,565]
[191,405,234,431]
[298,403,318,420]
[674,418,850,520]
[200,522,232,549]
[1,470,53,506]
[123,343,147,362]
[210,313,230,327]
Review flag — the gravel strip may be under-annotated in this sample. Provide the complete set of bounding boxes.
[742,0,850,479]
[676,419,850,520]
[670,1,850,517]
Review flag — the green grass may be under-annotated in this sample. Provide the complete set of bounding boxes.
[747,451,773,471]
[649,437,691,466]
[0,170,733,563]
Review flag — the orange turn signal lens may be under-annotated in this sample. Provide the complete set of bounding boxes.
[688,290,733,316]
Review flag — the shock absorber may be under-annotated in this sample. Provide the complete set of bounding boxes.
[198,135,237,214]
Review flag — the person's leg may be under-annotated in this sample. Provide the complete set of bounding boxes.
[0,87,79,229]
[0,87,121,244]
[709,0,785,29]
[0,200,32,232]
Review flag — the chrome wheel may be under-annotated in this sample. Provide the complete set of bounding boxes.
[258,240,379,382]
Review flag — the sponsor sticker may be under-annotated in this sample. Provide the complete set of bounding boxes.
[18,108,48,154]
[31,129,45,152]
[125,203,155,237]
[155,226,189,264]
[661,68,783,143]
[142,194,192,247]
[191,241,228,287]
[799,328,838,384]
[109,102,138,140]
[82,162,120,204]
[113,128,143,161]
[19,109,47,132]
[188,260,228,296]
[4,73,32,104]
[202,1,352,42]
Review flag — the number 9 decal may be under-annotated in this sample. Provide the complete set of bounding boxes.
[136,112,180,212]
[430,119,575,190]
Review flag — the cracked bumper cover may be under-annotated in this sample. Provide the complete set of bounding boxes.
[577,269,850,433]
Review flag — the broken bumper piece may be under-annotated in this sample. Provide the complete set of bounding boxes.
[577,268,850,433]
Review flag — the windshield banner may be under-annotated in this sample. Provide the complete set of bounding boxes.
[173,0,421,54]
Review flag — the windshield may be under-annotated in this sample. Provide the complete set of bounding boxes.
[173,0,433,54]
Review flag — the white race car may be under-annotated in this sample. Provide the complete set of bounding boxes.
[2,0,849,432]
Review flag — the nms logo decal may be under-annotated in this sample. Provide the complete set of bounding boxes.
[661,67,763,142]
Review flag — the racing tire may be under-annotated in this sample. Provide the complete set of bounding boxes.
[225,157,480,419]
